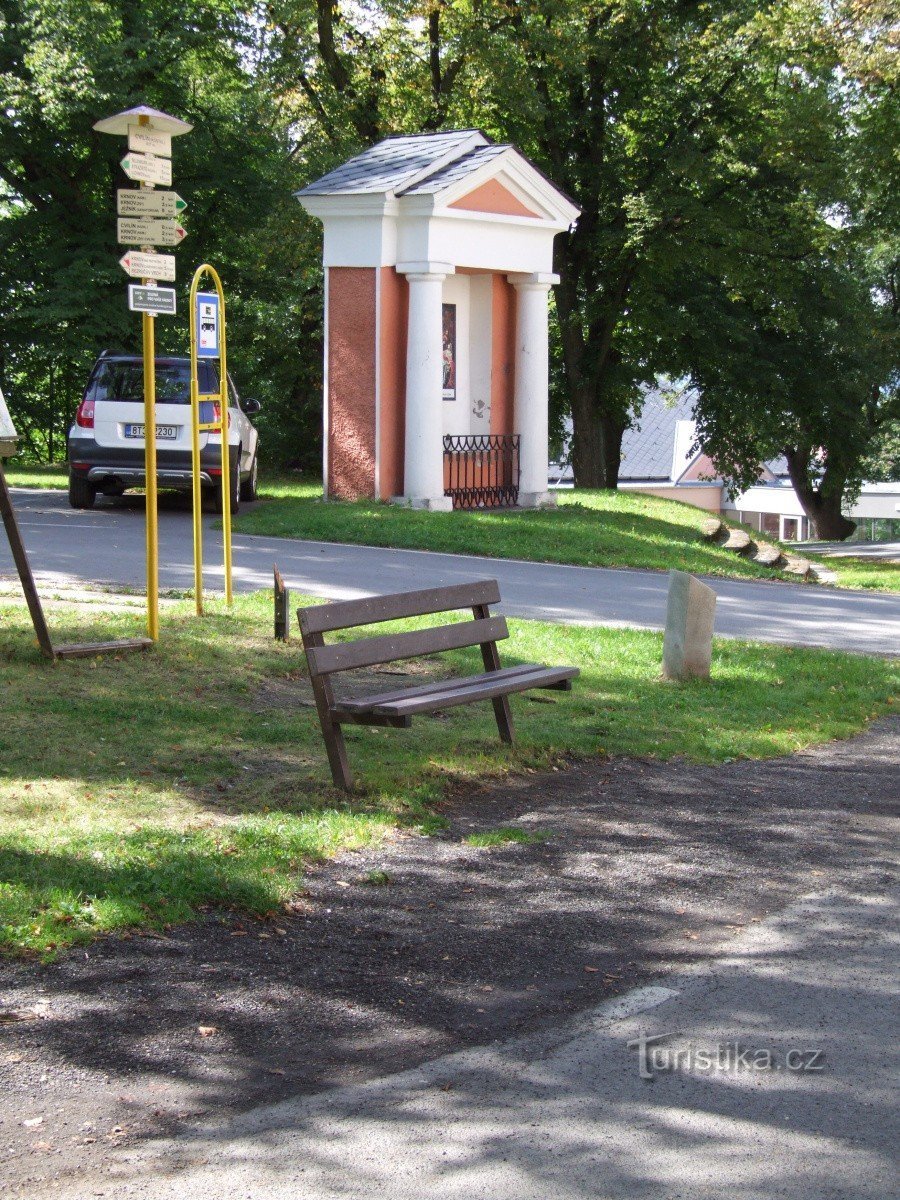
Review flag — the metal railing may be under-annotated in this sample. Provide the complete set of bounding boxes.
[443,434,521,510]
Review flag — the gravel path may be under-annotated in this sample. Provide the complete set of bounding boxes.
[1,718,897,1196]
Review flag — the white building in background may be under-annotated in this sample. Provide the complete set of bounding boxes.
[554,389,900,542]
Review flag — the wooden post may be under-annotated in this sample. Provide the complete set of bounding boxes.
[0,464,55,658]
[274,565,290,641]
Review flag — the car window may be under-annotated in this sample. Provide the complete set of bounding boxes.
[227,374,240,408]
[86,361,219,404]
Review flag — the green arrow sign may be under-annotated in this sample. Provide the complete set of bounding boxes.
[117,189,187,217]
[120,152,172,186]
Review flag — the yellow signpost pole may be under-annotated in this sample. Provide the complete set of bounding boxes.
[93,104,192,641]
[141,302,159,639]
[189,264,232,610]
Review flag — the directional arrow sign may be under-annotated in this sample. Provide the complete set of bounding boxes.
[119,250,176,282]
[127,124,172,158]
[117,189,186,217]
[117,217,187,247]
[120,152,172,186]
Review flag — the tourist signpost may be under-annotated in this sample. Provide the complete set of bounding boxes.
[118,249,177,281]
[120,150,173,187]
[94,104,192,641]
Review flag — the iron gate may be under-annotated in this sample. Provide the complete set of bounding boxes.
[443,434,521,510]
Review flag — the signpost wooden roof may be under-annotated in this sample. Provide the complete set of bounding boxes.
[93,105,193,137]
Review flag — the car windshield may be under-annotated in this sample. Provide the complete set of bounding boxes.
[86,360,220,404]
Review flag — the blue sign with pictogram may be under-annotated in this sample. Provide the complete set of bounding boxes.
[195,291,220,357]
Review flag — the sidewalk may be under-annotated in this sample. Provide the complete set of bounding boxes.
[41,889,898,1199]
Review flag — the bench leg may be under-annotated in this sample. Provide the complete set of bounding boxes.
[321,717,353,791]
[304,631,354,790]
[491,695,515,744]
[473,603,515,744]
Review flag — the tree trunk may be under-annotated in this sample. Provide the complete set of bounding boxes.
[785,449,856,541]
[569,384,625,488]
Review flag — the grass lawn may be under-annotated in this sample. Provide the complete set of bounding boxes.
[4,462,68,489]
[809,556,900,593]
[0,589,895,957]
[235,476,795,581]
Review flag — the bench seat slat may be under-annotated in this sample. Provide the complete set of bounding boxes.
[306,615,509,677]
[333,665,579,719]
[299,579,501,636]
[333,663,552,712]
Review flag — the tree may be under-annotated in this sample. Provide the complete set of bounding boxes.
[684,0,899,540]
[427,0,855,488]
[0,0,320,467]
[685,252,898,540]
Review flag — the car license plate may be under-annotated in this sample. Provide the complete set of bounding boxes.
[124,424,178,440]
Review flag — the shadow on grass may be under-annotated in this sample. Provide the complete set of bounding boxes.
[0,717,896,1198]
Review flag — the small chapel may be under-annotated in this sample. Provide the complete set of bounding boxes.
[297,130,579,509]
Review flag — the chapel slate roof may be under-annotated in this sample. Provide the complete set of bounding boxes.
[619,388,698,482]
[296,130,489,197]
[398,144,508,194]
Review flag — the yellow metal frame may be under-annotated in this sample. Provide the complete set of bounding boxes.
[189,263,233,614]
[142,306,159,639]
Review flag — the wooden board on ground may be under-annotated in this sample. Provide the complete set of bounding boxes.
[54,638,154,659]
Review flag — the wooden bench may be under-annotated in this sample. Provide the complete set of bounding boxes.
[298,579,579,790]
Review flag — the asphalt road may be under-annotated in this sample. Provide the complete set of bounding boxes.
[2,488,898,655]
[43,885,900,1200]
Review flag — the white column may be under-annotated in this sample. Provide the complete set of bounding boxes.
[508,272,559,507]
[396,261,454,509]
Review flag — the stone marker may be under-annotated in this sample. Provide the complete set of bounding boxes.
[662,570,717,680]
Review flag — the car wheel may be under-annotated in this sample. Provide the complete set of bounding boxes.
[239,452,258,502]
[68,470,96,510]
[209,450,241,515]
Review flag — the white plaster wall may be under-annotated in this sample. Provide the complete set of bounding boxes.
[321,216,390,267]
[318,209,561,272]
[423,214,556,273]
[469,275,493,435]
[725,482,900,521]
[723,485,806,517]
[441,274,470,436]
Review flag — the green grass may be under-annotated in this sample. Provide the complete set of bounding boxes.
[0,590,896,956]
[465,827,553,848]
[234,475,790,581]
[362,869,393,886]
[812,556,900,594]
[4,462,68,489]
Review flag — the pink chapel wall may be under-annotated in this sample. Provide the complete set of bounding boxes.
[328,265,521,502]
[327,267,377,499]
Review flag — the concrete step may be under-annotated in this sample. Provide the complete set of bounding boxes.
[751,543,785,568]
[722,527,753,554]
[701,517,723,541]
[783,555,815,580]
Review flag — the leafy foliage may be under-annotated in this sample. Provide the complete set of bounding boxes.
[1,0,896,506]
[0,0,319,466]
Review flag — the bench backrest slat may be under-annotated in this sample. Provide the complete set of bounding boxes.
[305,615,509,677]
[298,579,501,636]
